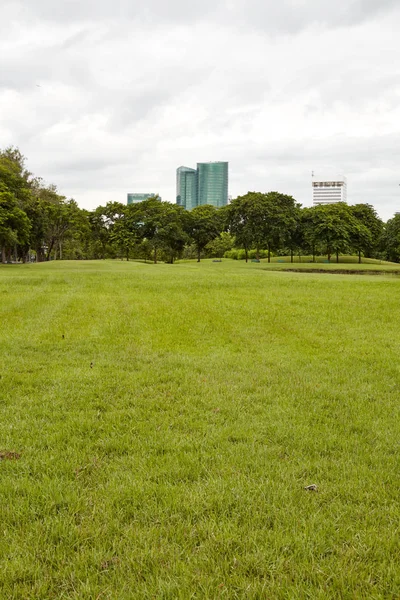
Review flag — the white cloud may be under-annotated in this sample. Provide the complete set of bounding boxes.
[1,0,400,218]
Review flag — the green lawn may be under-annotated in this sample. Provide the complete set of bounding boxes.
[231,255,400,271]
[261,255,399,266]
[1,260,399,599]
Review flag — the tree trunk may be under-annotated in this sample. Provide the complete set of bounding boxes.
[336,250,339,263]
[245,248,248,263]
[126,247,129,261]
[154,247,157,264]
[46,239,55,261]
[197,246,200,263]
[290,250,293,263]
[358,250,361,264]
[1,246,6,264]
[59,241,63,260]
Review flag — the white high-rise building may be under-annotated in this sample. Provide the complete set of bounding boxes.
[312,177,347,206]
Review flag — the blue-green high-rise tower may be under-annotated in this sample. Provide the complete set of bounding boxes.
[197,162,228,208]
[176,162,228,210]
[176,167,197,210]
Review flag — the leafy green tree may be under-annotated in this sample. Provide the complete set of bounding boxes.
[226,195,256,262]
[35,187,79,260]
[137,198,168,264]
[108,202,143,261]
[300,207,320,262]
[60,207,94,260]
[350,204,383,262]
[101,202,130,259]
[0,147,33,205]
[187,205,223,262]
[282,202,302,262]
[227,191,300,262]
[383,214,400,263]
[312,203,359,263]
[88,206,112,259]
[0,185,31,263]
[156,203,190,263]
[137,200,189,263]
[0,147,34,261]
[206,232,234,258]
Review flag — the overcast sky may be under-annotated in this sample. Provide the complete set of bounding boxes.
[1,0,400,219]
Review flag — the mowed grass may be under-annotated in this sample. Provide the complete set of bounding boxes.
[248,255,400,271]
[0,260,399,599]
[260,255,399,267]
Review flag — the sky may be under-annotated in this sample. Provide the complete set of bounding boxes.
[1,0,400,220]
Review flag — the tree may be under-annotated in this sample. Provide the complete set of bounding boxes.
[312,203,359,263]
[155,203,190,263]
[282,201,302,262]
[383,214,400,263]
[34,187,79,261]
[0,147,33,205]
[106,202,142,261]
[350,204,383,263]
[227,191,300,262]
[206,232,234,258]
[226,195,256,262]
[88,206,111,259]
[60,207,94,260]
[0,185,31,263]
[137,198,168,264]
[0,147,34,261]
[187,205,223,262]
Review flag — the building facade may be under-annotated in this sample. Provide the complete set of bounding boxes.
[176,161,229,209]
[176,167,197,210]
[312,178,347,206]
[197,162,228,208]
[127,193,159,205]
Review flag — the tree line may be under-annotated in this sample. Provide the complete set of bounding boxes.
[1,147,400,264]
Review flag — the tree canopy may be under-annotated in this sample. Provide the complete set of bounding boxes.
[0,146,396,264]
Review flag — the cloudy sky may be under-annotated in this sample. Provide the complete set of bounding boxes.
[1,0,400,219]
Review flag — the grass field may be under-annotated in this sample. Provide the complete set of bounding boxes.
[229,255,400,272]
[1,260,400,599]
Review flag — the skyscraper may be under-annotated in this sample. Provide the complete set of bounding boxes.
[197,162,228,208]
[176,162,229,209]
[127,193,160,204]
[176,167,197,210]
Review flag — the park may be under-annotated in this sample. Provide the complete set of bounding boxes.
[1,258,399,598]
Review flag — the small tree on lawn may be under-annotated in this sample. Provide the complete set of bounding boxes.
[187,205,223,262]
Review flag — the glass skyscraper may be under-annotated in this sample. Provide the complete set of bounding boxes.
[176,167,198,210]
[176,162,228,210]
[197,162,228,208]
[127,193,159,205]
